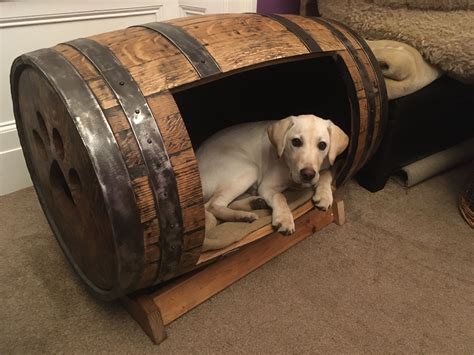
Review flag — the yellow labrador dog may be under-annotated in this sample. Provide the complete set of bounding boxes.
[197,114,349,235]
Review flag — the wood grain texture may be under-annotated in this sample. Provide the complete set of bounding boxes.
[101,109,160,264]
[121,294,167,344]
[182,228,206,251]
[146,92,206,271]
[333,200,346,226]
[90,27,200,105]
[55,44,119,110]
[170,14,310,73]
[282,14,347,51]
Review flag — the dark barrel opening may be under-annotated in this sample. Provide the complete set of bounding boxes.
[172,55,351,153]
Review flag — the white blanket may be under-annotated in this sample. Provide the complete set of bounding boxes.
[367,40,442,99]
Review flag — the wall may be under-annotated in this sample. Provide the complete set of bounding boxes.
[0,0,257,195]
[256,0,300,14]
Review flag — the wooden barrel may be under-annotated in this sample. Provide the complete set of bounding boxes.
[10,14,387,300]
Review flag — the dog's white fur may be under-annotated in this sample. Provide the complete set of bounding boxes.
[197,114,349,235]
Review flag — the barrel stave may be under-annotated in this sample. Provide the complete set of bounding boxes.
[281,15,346,51]
[147,92,205,275]
[90,27,200,98]
[172,15,310,73]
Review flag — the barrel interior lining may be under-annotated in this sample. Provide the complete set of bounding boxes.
[173,55,351,149]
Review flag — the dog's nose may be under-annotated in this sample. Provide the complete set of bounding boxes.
[300,168,316,182]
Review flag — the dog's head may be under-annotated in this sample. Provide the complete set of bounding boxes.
[267,114,349,187]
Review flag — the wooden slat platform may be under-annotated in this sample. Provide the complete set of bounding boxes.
[122,200,345,344]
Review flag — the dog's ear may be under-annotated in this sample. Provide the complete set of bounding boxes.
[267,117,294,158]
[328,121,349,165]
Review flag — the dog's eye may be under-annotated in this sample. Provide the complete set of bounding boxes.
[318,141,327,150]
[291,138,303,147]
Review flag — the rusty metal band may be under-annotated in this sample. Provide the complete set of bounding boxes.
[263,14,322,52]
[137,22,221,78]
[10,48,144,297]
[309,17,376,181]
[325,18,389,156]
[65,38,183,282]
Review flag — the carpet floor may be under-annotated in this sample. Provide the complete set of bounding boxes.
[1,165,473,354]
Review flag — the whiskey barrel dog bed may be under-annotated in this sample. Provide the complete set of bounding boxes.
[10,14,387,301]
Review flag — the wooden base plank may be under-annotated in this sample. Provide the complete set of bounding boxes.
[122,202,343,344]
[333,199,346,226]
[121,294,167,344]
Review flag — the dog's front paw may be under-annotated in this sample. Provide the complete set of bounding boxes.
[237,211,259,223]
[272,212,295,235]
[313,188,333,211]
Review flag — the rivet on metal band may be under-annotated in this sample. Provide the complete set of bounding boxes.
[65,38,184,282]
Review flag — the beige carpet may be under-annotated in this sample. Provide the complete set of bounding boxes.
[1,165,473,353]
